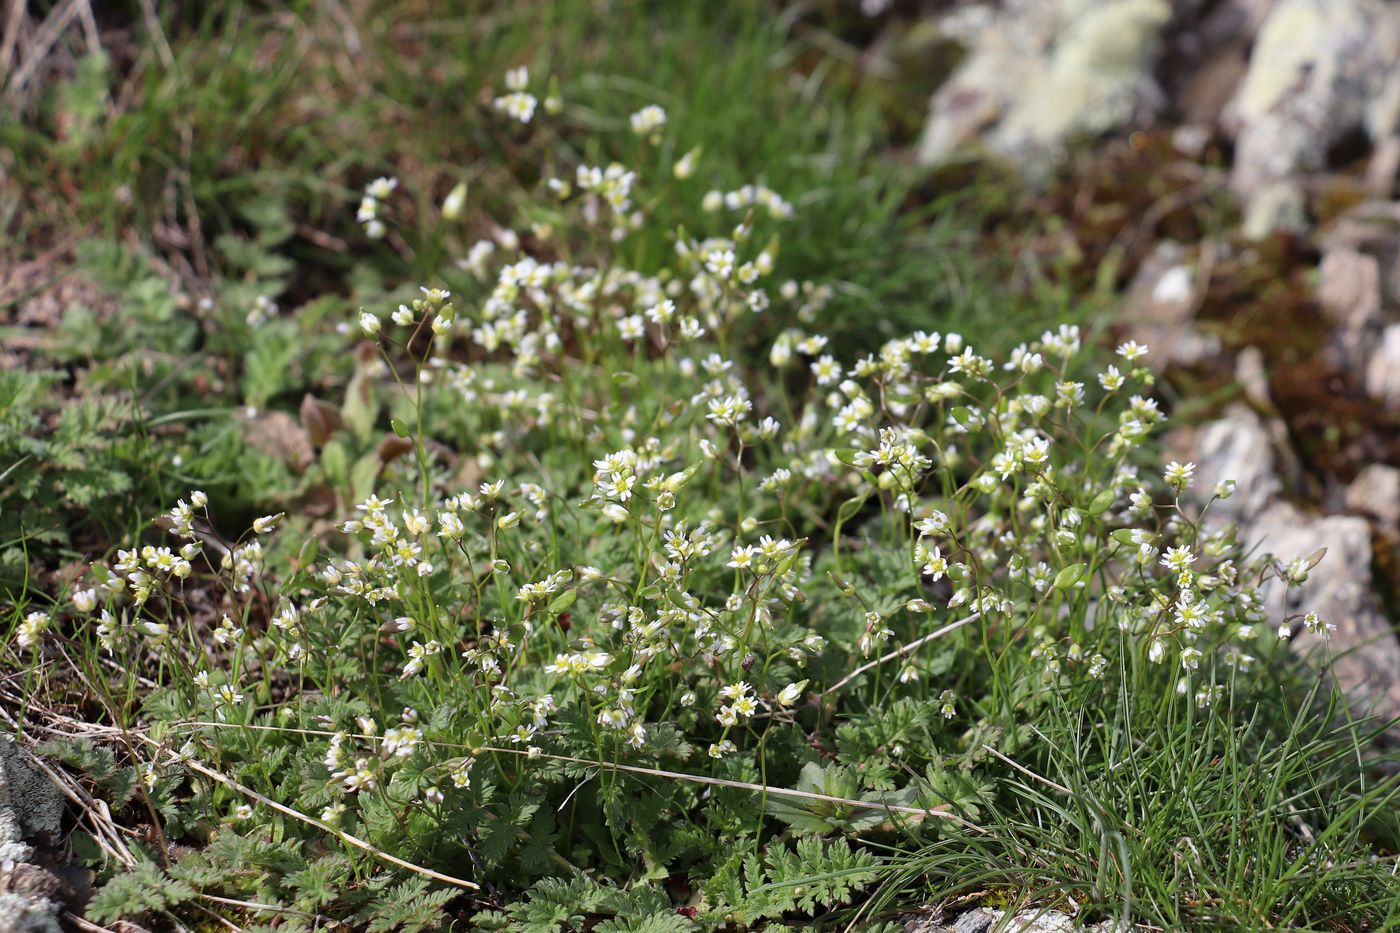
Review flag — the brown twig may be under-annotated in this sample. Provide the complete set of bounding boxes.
[131,734,482,891]
[5,0,82,98]
[1,0,27,81]
[981,745,1072,796]
[136,0,173,71]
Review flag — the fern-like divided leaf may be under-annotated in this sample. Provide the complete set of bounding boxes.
[37,736,139,806]
[355,877,459,933]
[86,863,197,924]
[704,837,880,924]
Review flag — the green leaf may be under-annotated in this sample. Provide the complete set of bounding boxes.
[1053,562,1087,590]
[836,494,869,526]
[950,406,979,430]
[343,359,379,443]
[87,863,197,923]
[298,537,320,569]
[350,452,381,504]
[765,762,915,835]
[320,437,350,488]
[1111,528,1140,546]
[1087,488,1116,515]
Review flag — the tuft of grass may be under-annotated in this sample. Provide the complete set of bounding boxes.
[867,653,1400,930]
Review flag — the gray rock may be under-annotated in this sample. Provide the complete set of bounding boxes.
[1320,201,1400,309]
[1119,241,1222,370]
[1365,136,1400,198]
[1234,346,1272,409]
[1365,324,1400,409]
[951,908,995,933]
[0,892,61,933]
[1347,464,1400,533]
[1176,406,1400,729]
[1230,0,1400,237]
[984,908,1078,932]
[918,2,1059,164]
[1317,249,1383,328]
[1239,181,1307,241]
[0,739,64,933]
[1178,0,1279,129]
[1190,404,1283,525]
[1246,502,1400,726]
[0,736,62,845]
[1317,248,1384,373]
[908,907,1130,932]
[919,0,1171,173]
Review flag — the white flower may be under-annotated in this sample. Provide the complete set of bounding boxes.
[618,315,645,341]
[365,176,398,200]
[775,681,806,707]
[1098,365,1124,391]
[1161,545,1195,572]
[442,182,467,220]
[1302,612,1336,640]
[761,334,791,370]
[494,92,538,124]
[359,311,381,336]
[811,355,841,385]
[16,611,50,649]
[705,249,735,279]
[629,104,667,136]
[252,513,283,534]
[673,147,699,179]
[1117,340,1149,361]
[641,302,674,329]
[920,545,948,580]
[1163,461,1195,490]
[437,512,465,539]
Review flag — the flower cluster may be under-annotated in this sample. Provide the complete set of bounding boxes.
[32,73,1342,910]
[356,176,398,240]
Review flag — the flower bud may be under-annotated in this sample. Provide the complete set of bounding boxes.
[442,182,467,220]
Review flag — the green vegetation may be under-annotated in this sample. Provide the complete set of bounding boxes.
[2,3,1397,931]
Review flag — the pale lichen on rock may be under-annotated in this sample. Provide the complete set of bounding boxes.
[0,736,65,933]
[919,0,1171,174]
[1231,0,1400,237]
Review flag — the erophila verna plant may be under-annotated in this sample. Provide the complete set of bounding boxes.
[19,65,1392,932]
